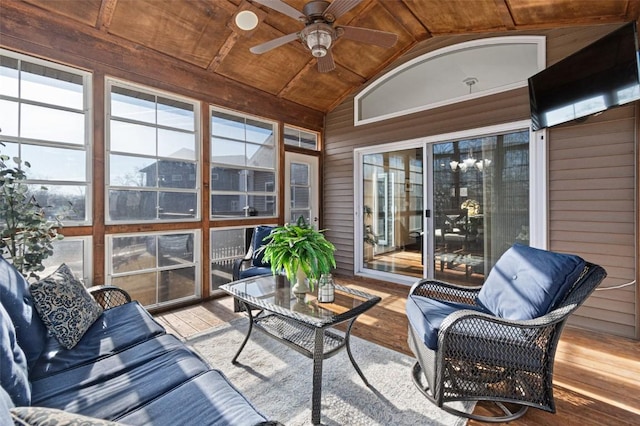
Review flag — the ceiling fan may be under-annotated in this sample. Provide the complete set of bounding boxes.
[249,0,398,73]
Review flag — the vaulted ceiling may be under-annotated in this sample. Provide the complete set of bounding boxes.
[7,0,640,115]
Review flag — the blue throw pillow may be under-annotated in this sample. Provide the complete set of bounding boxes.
[0,303,30,406]
[0,255,48,371]
[476,244,586,321]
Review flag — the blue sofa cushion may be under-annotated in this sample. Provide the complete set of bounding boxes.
[30,264,103,350]
[251,226,275,268]
[0,303,30,406]
[10,407,125,425]
[29,301,165,380]
[30,334,210,420]
[0,255,48,370]
[118,370,269,426]
[1,386,15,426]
[406,294,488,350]
[476,244,586,321]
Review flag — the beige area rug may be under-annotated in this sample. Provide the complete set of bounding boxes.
[186,318,473,426]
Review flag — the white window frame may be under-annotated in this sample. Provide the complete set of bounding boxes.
[354,36,546,126]
[353,120,546,284]
[0,49,93,226]
[105,77,201,225]
[210,105,278,220]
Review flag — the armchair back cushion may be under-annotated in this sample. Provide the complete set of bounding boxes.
[0,255,47,370]
[251,226,275,268]
[476,244,586,321]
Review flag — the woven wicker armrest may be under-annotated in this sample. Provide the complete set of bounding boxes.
[88,285,132,310]
[410,279,481,305]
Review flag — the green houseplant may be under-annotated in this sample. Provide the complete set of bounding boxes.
[0,147,64,280]
[259,216,336,293]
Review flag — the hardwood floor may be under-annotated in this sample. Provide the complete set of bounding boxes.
[155,276,640,425]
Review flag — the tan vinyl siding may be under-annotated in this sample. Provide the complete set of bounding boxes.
[324,24,637,339]
[548,105,637,338]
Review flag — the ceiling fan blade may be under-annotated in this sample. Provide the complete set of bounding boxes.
[252,0,305,21]
[317,50,336,73]
[323,0,361,21]
[339,25,398,48]
[250,32,300,54]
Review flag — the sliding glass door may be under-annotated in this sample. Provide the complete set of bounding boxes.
[357,124,533,286]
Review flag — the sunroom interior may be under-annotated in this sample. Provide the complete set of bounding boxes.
[1,0,639,424]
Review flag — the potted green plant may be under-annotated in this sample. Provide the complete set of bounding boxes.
[259,216,336,295]
[0,147,64,280]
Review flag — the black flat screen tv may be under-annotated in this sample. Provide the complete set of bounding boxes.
[528,22,640,131]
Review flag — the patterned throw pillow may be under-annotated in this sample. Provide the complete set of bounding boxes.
[11,406,124,425]
[29,264,103,350]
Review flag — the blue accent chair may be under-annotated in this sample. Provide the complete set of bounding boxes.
[232,226,276,281]
[406,244,607,423]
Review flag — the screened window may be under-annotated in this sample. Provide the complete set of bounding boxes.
[107,231,200,308]
[107,80,199,223]
[0,51,92,224]
[211,108,277,218]
[42,237,92,284]
[284,125,318,150]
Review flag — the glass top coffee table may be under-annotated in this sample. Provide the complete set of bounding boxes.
[220,274,381,425]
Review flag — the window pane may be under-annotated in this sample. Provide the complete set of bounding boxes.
[109,154,156,187]
[20,61,84,109]
[158,97,194,131]
[42,238,87,280]
[211,138,245,166]
[210,227,248,290]
[111,86,156,124]
[110,121,156,155]
[247,170,275,193]
[158,129,195,160]
[284,126,318,150]
[108,190,157,220]
[159,267,195,302]
[292,187,310,208]
[211,193,247,217]
[211,111,245,140]
[21,104,84,144]
[158,191,196,219]
[158,160,196,189]
[22,145,85,181]
[112,272,157,306]
[112,235,156,273]
[0,100,18,136]
[291,163,309,185]
[156,233,194,266]
[246,118,274,144]
[248,194,276,217]
[0,56,19,97]
[29,184,87,222]
[246,144,274,168]
[211,167,242,191]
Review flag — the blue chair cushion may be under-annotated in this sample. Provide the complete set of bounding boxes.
[239,266,273,280]
[117,370,269,426]
[29,301,166,380]
[406,295,488,350]
[0,302,30,406]
[476,244,586,321]
[0,386,15,426]
[251,226,275,268]
[0,255,48,371]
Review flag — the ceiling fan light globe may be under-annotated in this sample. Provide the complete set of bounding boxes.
[305,28,332,57]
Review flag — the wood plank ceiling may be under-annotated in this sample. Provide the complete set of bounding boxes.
[11,0,640,114]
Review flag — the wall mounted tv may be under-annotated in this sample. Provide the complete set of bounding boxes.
[528,22,640,131]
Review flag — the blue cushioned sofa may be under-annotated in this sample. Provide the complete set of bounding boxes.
[0,256,275,425]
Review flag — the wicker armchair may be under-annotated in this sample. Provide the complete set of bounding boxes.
[88,285,132,310]
[406,245,607,422]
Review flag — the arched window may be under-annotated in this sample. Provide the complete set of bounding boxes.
[354,36,545,125]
